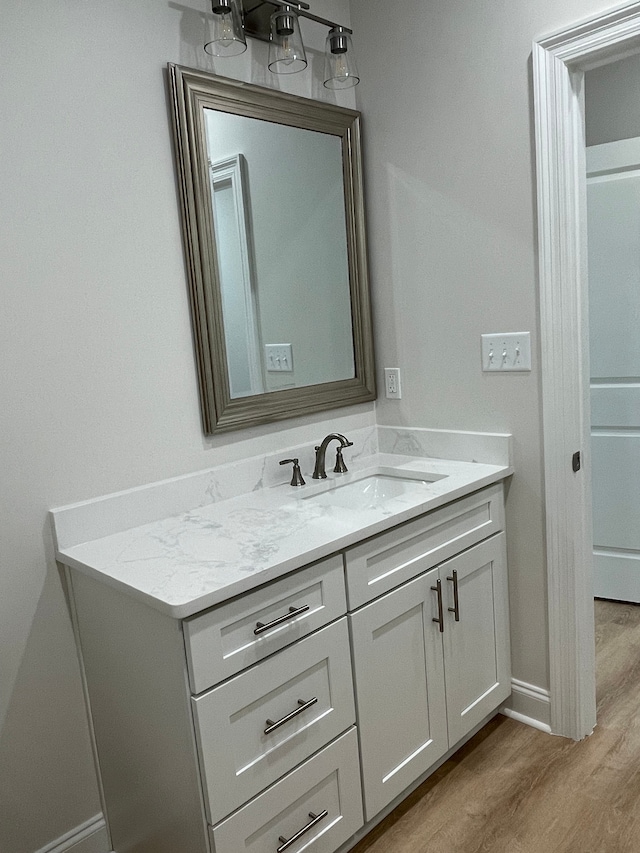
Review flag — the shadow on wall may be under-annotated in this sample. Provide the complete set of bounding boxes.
[0,561,101,853]
[169,0,345,103]
[172,1,209,70]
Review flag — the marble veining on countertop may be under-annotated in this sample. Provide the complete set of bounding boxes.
[52,436,512,619]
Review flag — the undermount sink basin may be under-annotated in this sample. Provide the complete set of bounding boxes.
[302,468,447,510]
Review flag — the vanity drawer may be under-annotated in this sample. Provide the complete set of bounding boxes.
[345,483,505,608]
[184,554,346,693]
[210,727,363,853]
[193,618,356,825]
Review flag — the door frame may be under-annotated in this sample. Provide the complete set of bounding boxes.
[533,0,640,740]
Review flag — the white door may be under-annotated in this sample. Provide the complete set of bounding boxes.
[587,138,640,601]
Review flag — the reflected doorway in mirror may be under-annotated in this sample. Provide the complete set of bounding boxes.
[209,154,263,398]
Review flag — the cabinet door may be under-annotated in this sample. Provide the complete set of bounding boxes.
[440,533,510,744]
[350,567,448,821]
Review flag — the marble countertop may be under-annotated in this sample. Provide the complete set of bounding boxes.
[53,450,511,619]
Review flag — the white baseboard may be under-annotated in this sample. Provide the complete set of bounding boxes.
[32,681,549,853]
[501,677,552,733]
[34,814,110,853]
[31,681,548,853]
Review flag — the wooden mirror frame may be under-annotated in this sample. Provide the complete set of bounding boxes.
[168,64,376,434]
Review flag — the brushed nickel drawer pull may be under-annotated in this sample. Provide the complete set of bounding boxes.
[264,697,318,735]
[277,809,329,852]
[254,604,310,635]
[431,579,444,633]
[447,569,460,621]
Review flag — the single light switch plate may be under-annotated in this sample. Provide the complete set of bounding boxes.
[384,368,402,399]
[481,332,531,372]
[265,344,293,372]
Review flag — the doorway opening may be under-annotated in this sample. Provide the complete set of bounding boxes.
[585,62,640,605]
[533,0,640,740]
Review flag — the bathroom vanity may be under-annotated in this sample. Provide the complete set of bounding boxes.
[52,428,512,853]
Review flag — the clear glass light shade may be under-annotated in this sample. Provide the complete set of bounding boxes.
[323,28,359,89]
[268,7,307,74]
[204,0,247,58]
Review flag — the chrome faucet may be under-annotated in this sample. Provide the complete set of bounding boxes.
[312,433,353,479]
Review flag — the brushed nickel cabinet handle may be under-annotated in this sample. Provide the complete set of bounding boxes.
[431,579,444,633]
[447,569,460,621]
[254,604,310,635]
[277,810,329,852]
[264,697,318,735]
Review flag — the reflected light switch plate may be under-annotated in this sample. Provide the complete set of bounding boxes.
[265,344,293,372]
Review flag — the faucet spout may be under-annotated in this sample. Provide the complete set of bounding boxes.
[312,433,353,479]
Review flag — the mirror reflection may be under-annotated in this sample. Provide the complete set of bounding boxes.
[204,110,355,398]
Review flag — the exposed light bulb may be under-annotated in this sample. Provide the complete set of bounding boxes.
[205,1,246,57]
[281,35,295,66]
[218,10,234,48]
[332,52,350,82]
[268,8,307,74]
[324,28,359,89]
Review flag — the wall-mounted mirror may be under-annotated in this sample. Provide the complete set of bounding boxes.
[168,64,375,433]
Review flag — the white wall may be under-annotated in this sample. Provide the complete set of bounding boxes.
[586,53,640,146]
[349,0,624,701]
[0,2,370,851]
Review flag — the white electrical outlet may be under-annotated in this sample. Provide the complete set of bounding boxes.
[384,368,402,399]
[481,332,531,372]
[265,344,293,372]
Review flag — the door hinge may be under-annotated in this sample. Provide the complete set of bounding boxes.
[572,451,581,472]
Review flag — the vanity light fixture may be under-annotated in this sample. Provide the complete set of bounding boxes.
[204,0,247,56]
[324,26,359,89]
[204,0,360,88]
[268,5,307,74]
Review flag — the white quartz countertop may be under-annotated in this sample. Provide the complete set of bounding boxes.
[54,451,511,619]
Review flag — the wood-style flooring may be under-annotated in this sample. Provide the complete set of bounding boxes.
[351,599,640,853]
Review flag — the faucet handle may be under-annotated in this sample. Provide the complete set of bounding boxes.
[333,447,349,474]
[280,458,306,487]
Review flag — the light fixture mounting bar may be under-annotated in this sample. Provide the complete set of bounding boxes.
[270,0,353,34]
[295,8,352,34]
[272,0,310,9]
[244,0,352,42]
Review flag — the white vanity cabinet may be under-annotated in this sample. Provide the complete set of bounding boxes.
[210,728,363,853]
[66,481,509,853]
[347,484,510,820]
[350,535,510,820]
[70,554,363,853]
[439,534,510,744]
[192,618,357,825]
[183,555,348,693]
[349,565,449,819]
